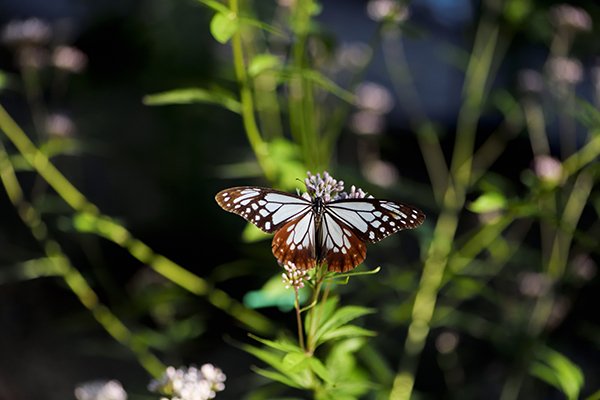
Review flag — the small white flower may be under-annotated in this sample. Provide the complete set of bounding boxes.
[366,0,410,22]
[149,364,226,400]
[282,262,308,289]
[52,45,87,73]
[355,82,394,114]
[2,18,52,47]
[533,155,563,186]
[550,4,592,32]
[547,57,583,84]
[45,113,75,137]
[304,171,370,201]
[74,380,127,400]
[518,69,544,94]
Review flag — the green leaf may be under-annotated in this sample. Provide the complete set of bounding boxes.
[530,345,584,400]
[248,334,302,353]
[266,138,307,190]
[305,297,339,339]
[309,357,333,384]
[210,11,239,44]
[468,192,507,213]
[244,275,310,311]
[249,54,282,77]
[0,258,63,283]
[280,67,356,104]
[251,367,304,389]
[319,325,376,343]
[143,87,241,113]
[195,0,229,14]
[313,306,375,347]
[241,222,270,243]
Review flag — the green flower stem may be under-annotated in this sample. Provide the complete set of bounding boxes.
[288,0,319,170]
[390,13,501,400]
[0,103,274,335]
[294,287,306,351]
[501,170,593,400]
[0,140,165,377]
[229,0,273,180]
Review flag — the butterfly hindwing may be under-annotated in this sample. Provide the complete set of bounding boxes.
[319,212,366,272]
[325,199,425,244]
[215,186,312,233]
[272,212,317,270]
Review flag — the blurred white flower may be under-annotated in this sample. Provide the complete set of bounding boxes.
[363,160,398,187]
[349,111,386,135]
[355,82,394,114]
[335,42,372,70]
[45,113,75,137]
[550,4,592,32]
[517,69,544,94]
[367,0,410,22]
[2,18,52,47]
[569,254,597,282]
[533,155,563,186]
[547,57,583,84]
[74,380,127,400]
[52,45,87,73]
[149,365,226,400]
[518,272,551,298]
[435,331,459,354]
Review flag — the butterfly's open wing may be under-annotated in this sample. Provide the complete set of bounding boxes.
[319,212,366,272]
[319,198,425,272]
[272,211,317,270]
[216,186,317,269]
[215,187,312,233]
[325,199,425,243]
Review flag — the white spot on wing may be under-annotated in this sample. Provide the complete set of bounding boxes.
[328,209,368,233]
[272,204,309,225]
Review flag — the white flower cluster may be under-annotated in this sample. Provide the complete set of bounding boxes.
[304,171,369,201]
[148,364,226,400]
[74,380,127,400]
[282,262,308,290]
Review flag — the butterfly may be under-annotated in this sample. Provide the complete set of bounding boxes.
[215,186,425,272]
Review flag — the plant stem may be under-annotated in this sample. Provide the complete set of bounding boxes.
[0,140,165,377]
[0,103,275,335]
[294,287,306,351]
[229,0,273,180]
[390,12,501,400]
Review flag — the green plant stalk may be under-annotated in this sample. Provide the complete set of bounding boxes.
[229,0,273,180]
[0,141,165,377]
[501,170,594,400]
[322,23,381,166]
[381,25,449,204]
[287,0,319,170]
[294,287,306,351]
[390,14,501,400]
[0,103,274,335]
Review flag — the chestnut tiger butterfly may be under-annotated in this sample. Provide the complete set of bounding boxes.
[215,186,425,272]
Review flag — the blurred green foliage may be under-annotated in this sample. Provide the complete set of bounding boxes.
[0,0,599,399]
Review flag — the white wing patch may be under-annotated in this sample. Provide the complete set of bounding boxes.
[215,186,311,233]
[321,213,353,255]
[325,199,425,243]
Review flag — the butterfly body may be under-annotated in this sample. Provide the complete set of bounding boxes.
[216,186,425,272]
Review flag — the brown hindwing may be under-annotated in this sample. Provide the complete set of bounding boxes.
[271,214,317,270]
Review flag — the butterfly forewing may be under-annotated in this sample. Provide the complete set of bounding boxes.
[215,186,312,233]
[324,198,425,244]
